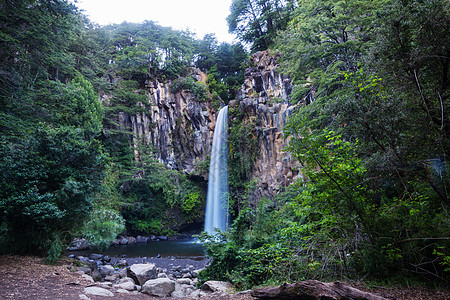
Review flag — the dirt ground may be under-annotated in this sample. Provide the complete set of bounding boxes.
[0,255,448,299]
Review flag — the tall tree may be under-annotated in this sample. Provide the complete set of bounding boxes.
[227,0,295,51]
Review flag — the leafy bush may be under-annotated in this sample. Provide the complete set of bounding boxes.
[80,208,125,251]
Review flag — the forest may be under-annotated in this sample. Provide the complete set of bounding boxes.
[0,0,449,291]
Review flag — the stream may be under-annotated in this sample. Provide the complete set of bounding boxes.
[67,239,205,260]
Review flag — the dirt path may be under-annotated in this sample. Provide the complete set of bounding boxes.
[0,255,448,299]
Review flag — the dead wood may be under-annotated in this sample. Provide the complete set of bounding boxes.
[251,280,390,300]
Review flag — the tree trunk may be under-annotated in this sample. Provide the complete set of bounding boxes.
[251,280,389,300]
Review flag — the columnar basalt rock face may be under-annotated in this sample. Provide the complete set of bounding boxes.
[113,53,299,199]
[237,50,301,199]
[116,69,215,177]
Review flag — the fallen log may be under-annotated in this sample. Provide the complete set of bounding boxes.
[251,280,389,300]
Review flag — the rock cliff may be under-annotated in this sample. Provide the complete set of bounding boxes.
[113,51,300,200]
[115,69,215,178]
[235,50,301,199]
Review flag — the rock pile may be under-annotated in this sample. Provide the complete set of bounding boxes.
[72,254,233,298]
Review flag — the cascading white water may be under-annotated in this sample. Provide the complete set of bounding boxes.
[204,106,229,235]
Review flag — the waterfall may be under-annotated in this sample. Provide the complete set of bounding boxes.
[204,106,229,235]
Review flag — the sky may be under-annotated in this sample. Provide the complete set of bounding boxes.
[73,0,236,43]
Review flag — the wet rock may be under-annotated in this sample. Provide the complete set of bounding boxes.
[172,265,182,272]
[119,237,128,245]
[136,235,149,243]
[89,254,103,260]
[141,278,176,297]
[67,238,90,251]
[77,256,89,262]
[127,236,137,245]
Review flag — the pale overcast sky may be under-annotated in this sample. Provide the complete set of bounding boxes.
[74,0,236,43]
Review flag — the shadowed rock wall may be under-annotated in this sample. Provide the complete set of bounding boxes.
[115,69,216,178]
[236,50,302,199]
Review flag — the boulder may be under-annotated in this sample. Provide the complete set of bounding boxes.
[117,259,127,267]
[201,280,232,293]
[127,236,137,244]
[99,265,115,277]
[81,274,94,283]
[192,268,203,277]
[189,289,209,298]
[96,282,112,288]
[104,274,119,282]
[89,253,103,260]
[113,281,135,291]
[77,256,89,262]
[141,278,176,297]
[177,278,192,285]
[119,237,129,245]
[136,236,149,243]
[157,235,168,241]
[117,277,135,284]
[118,268,127,278]
[171,281,192,298]
[67,238,90,251]
[127,263,157,286]
[84,286,114,297]
[77,267,91,275]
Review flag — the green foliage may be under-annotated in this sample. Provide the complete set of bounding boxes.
[117,145,206,235]
[105,21,196,81]
[171,77,208,102]
[227,0,295,51]
[276,0,380,106]
[0,124,105,257]
[106,80,148,115]
[201,0,450,288]
[228,105,258,212]
[80,208,125,251]
[182,192,202,213]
